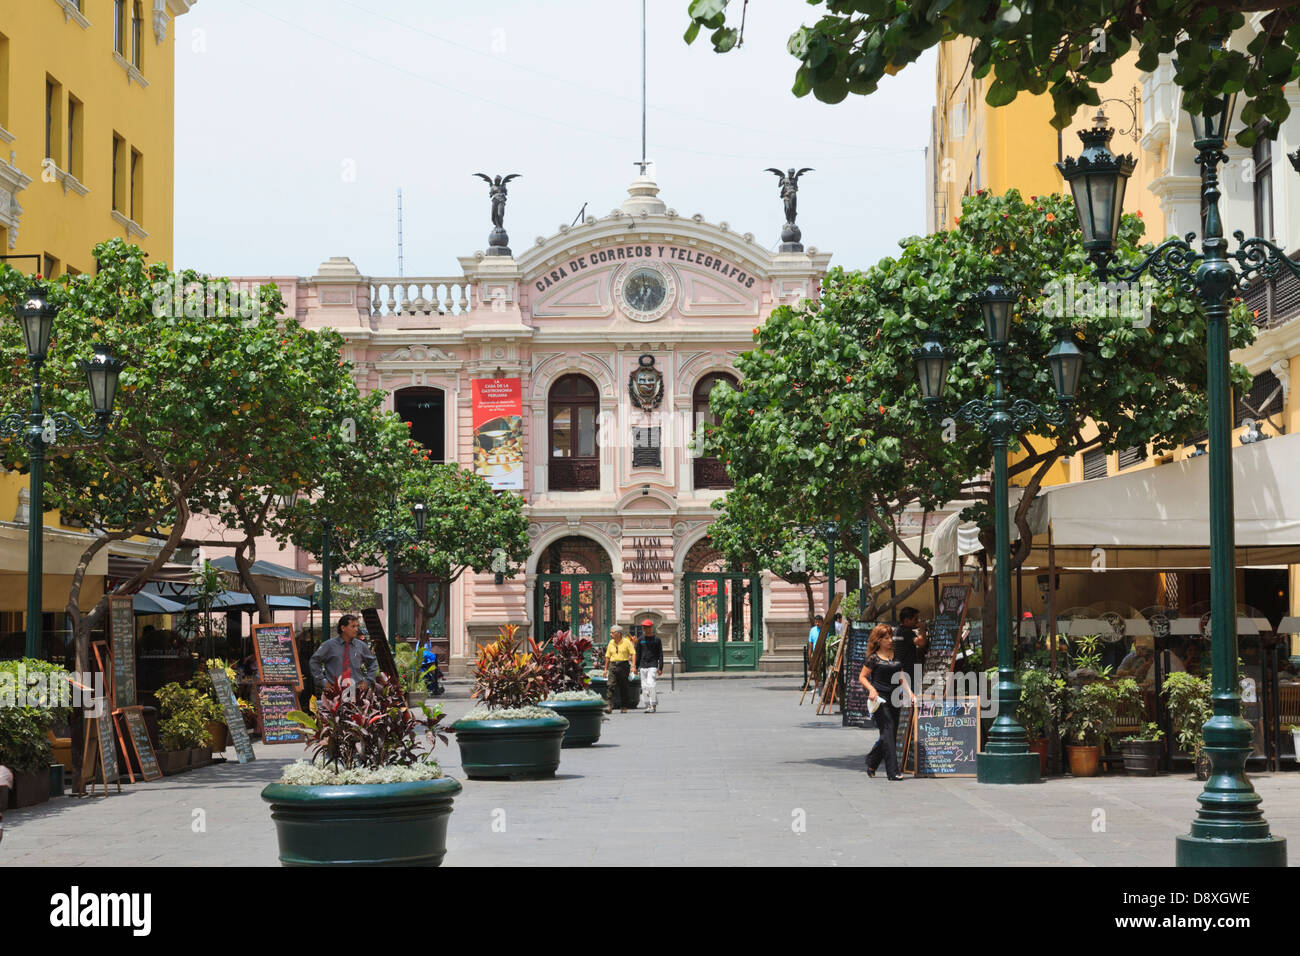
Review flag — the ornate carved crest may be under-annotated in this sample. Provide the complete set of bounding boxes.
[628,354,664,410]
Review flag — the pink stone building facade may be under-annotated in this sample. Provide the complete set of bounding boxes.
[225,176,831,675]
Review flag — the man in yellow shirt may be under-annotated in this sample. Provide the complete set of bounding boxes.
[603,625,638,714]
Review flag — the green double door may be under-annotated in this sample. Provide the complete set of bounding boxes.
[681,573,760,671]
[535,574,613,649]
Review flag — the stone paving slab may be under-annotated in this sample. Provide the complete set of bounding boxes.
[2,677,1297,866]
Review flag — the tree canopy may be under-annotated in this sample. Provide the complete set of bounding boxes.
[705,189,1254,620]
[683,0,1300,143]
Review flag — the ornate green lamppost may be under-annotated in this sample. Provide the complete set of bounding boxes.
[356,499,428,649]
[912,278,1084,784]
[3,284,125,658]
[1058,54,1289,866]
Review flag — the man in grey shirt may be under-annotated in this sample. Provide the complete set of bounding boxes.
[310,614,379,693]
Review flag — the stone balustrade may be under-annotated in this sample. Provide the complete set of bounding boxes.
[368,277,473,317]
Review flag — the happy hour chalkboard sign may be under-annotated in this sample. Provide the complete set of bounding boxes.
[253,623,302,689]
[922,584,971,677]
[841,624,874,728]
[209,667,255,764]
[910,697,979,776]
[110,594,136,708]
[121,706,162,781]
[256,683,307,744]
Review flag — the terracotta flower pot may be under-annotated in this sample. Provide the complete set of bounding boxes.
[1027,739,1048,776]
[1067,744,1100,777]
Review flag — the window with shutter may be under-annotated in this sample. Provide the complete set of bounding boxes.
[1082,448,1107,480]
[1118,445,1147,469]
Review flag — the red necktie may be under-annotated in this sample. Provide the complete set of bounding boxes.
[341,643,352,684]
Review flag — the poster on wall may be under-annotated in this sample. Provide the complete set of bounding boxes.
[472,377,523,490]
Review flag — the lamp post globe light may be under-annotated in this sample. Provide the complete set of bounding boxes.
[1058,43,1288,866]
[3,283,125,658]
[914,279,1082,784]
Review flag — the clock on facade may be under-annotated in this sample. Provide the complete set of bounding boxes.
[622,268,667,314]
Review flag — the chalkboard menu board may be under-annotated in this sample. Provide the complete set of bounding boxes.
[96,711,121,784]
[121,706,162,781]
[257,683,307,744]
[110,595,136,707]
[922,584,971,676]
[209,667,255,764]
[253,623,302,689]
[896,704,914,772]
[911,698,979,776]
[841,625,874,728]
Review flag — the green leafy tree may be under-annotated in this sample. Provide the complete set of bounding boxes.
[0,240,365,669]
[706,190,1254,630]
[684,0,1299,143]
[325,460,531,642]
[703,483,830,623]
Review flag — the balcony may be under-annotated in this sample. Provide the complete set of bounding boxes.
[368,277,472,318]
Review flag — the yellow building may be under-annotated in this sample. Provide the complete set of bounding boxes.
[0,1,193,654]
[924,23,1300,631]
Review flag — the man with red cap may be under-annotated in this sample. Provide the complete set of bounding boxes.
[636,619,664,713]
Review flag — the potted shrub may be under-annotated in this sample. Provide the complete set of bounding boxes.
[261,673,460,866]
[1016,668,1065,775]
[393,638,431,707]
[452,625,569,779]
[189,659,236,753]
[1063,679,1138,777]
[155,682,212,774]
[0,660,72,807]
[1163,671,1212,780]
[536,632,605,747]
[1290,724,1300,760]
[1118,722,1164,775]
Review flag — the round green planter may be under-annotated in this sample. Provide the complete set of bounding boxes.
[539,697,606,747]
[260,776,462,867]
[452,715,569,779]
[587,674,641,709]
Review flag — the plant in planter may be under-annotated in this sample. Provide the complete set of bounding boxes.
[1063,679,1139,777]
[393,639,436,703]
[188,659,237,752]
[1118,722,1165,776]
[1289,724,1300,759]
[261,672,459,866]
[155,682,213,774]
[1016,667,1065,774]
[1162,671,1212,779]
[452,624,569,779]
[536,632,605,747]
[0,659,72,807]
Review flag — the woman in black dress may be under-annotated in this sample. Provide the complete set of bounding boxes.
[859,624,917,780]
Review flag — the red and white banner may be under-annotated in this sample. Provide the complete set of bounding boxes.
[472,378,523,490]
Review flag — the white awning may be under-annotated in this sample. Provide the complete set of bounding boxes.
[864,512,977,584]
[1025,432,1300,569]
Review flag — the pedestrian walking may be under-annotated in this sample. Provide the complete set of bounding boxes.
[603,625,638,713]
[894,607,928,689]
[860,624,916,780]
[637,619,664,713]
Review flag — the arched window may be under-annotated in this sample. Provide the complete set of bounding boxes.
[693,373,736,490]
[395,387,445,461]
[549,374,600,491]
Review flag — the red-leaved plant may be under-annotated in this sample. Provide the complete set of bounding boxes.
[288,672,448,771]
[551,632,593,691]
[471,625,548,709]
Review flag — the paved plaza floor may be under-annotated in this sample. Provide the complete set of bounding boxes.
[4,677,1298,866]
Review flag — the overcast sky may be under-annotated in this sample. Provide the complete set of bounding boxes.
[175,0,935,279]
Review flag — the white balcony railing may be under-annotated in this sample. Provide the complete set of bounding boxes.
[368,277,471,317]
